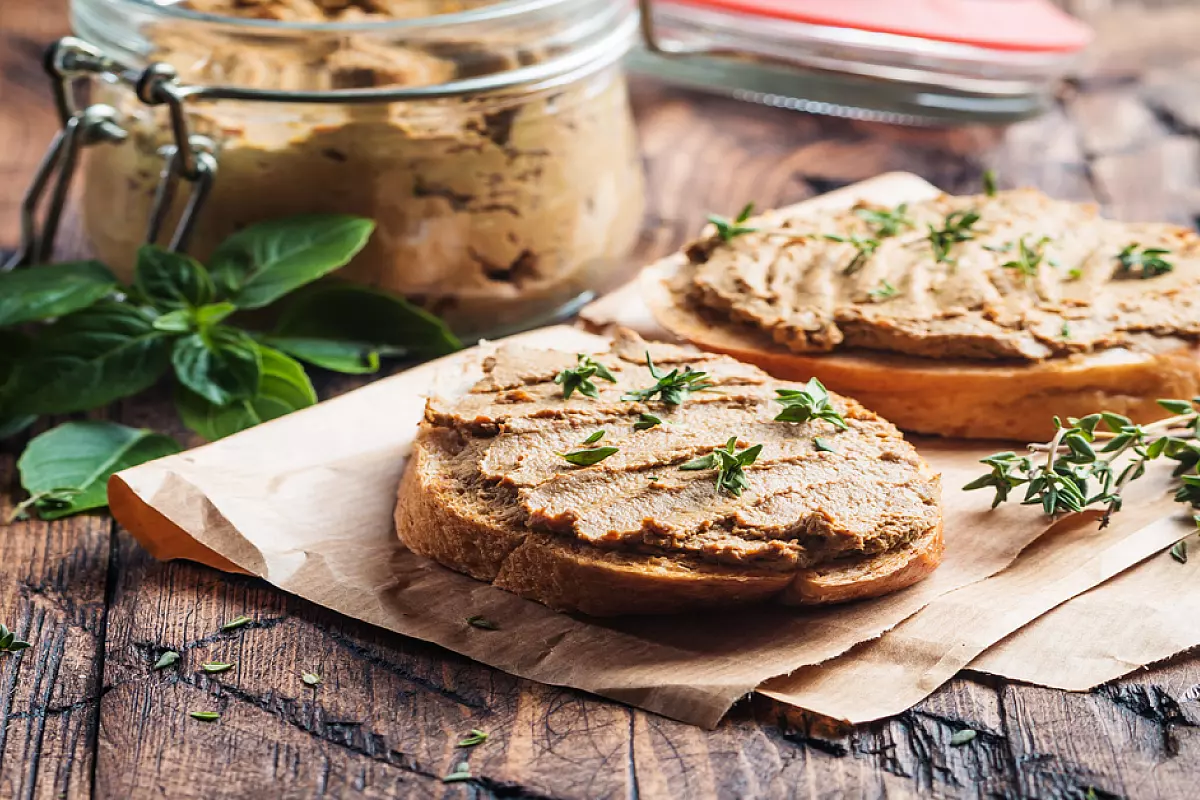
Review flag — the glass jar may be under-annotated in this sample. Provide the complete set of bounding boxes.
[71,0,645,340]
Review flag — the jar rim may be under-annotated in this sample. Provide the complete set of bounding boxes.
[115,0,579,32]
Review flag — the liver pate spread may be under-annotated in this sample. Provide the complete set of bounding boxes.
[422,331,941,570]
[682,189,1200,361]
[83,0,643,338]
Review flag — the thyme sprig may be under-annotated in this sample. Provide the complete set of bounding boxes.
[622,353,713,406]
[965,400,1200,528]
[927,209,982,264]
[823,233,880,275]
[867,279,899,302]
[680,437,763,497]
[1115,243,1173,279]
[555,354,616,400]
[774,378,849,429]
[708,203,758,242]
[855,203,913,238]
[1000,236,1051,278]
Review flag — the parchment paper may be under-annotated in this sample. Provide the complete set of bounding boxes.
[108,173,1199,727]
[108,326,1073,728]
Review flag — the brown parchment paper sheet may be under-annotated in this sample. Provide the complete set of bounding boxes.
[108,173,1197,727]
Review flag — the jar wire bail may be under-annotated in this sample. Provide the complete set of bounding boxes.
[5,37,216,271]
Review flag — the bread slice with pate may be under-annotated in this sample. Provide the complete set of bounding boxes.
[646,189,1200,441]
[394,329,943,616]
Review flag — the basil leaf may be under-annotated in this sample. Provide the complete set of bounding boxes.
[171,327,261,406]
[0,330,36,438]
[263,336,381,375]
[152,303,237,335]
[275,284,460,357]
[208,215,374,309]
[194,302,236,329]
[176,345,316,441]
[134,246,214,310]
[7,301,172,415]
[16,421,180,520]
[0,261,116,327]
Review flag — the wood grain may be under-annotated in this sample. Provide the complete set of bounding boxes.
[3,1,1200,797]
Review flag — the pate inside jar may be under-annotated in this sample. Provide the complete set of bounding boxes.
[75,0,645,340]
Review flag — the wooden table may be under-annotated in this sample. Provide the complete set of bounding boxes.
[4,3,1200,798]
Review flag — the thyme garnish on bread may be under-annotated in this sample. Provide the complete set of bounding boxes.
[965,399,1200,527]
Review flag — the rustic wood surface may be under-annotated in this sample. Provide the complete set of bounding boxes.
[4,2,1200,798]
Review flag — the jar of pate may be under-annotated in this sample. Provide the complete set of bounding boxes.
[66,0,644,339]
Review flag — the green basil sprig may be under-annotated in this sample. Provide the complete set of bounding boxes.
[1,214,460,521]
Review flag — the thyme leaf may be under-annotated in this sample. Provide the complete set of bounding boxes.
[458,729,489,747]
[950,729,978,746]
[982,169,998,197]
[189,711,220,722]
[622,353,713,405]
[201,662,234,674]
[813,437,837,453]
[554,354,616,400]
[1115,244,1173,279]
[927,209,982,264]
[679,437,762,497]
[582,429,605,445]
[823,234,880,274]
[219,615,252,632]
[867,279,899,302]
[302,671,322,686]
[0,624,31,654]
[153,650,180,670]
[1000,236,1051,278]
[559,446,619,466]
[855,204,913,238]
[633,413,665,431]
[1170,540,1188,564]
[708,203,758,242]
[774,379,849,429]
[466,616,499,631]
[443,762,472,783]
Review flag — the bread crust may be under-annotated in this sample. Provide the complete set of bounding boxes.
[643,256,1200,442]
[396,413,944,617]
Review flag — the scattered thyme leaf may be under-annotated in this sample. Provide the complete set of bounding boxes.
[823,233,880,274]
[708,203,758,243]
[950,729,978,747]
[466,616,498,631]
[1171,540,1188,564]
[582,429,605,445]
[0,624,31,654]
[679,437,762,497]
[633,413,664,431]
[1115,243,1173,279]
[854,203,913,238]
[554,354,616,400]
[153,651,180,670]
[982,169,998,197]
[559,446,619,466]
[219,615,252,632]
[927,209,982,264]
[302,671,322,687]
[813,437,837,453]
[443,761,472,783]
[1000,236,1051,278]
[189,711,220,722]
[1061,323,1071,339]
[621,352,713,405]
[1067,267,1083,281]
[774,379,849,430]
[867,279,899,302]
[458,729,489,747]
[201,662,234,674]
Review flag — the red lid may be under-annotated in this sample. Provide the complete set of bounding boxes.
[671,0,1092,53]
